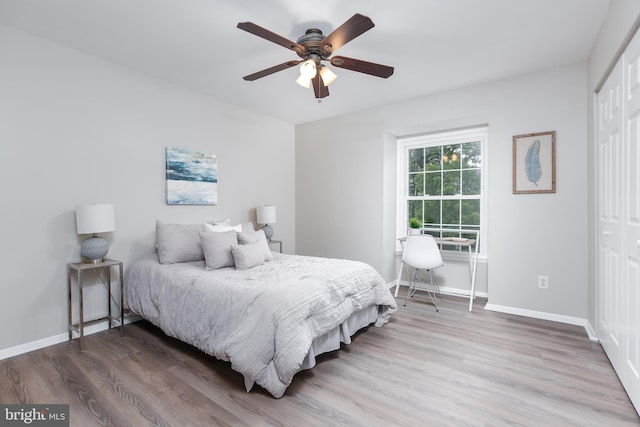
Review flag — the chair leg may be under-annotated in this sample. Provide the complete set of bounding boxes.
[403,269,418,306]
[427,270,439,312]
[404,269,439,311]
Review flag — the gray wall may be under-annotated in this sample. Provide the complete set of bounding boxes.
[296,62,590,321]
[0,25,295,354]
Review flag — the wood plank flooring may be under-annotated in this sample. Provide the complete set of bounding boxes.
[1,295,638,426]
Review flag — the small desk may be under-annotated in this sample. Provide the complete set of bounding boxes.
[397,230,479,311]
[67,259,124,349]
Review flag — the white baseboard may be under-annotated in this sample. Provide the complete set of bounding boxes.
[390,281,598,342]
[389,280,488,298]
[583,319,598,341]
[484,303,598,341]
[0,315,141,361]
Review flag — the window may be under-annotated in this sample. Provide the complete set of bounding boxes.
[397,127,487,255]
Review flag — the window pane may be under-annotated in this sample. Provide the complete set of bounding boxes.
[408,173,424,196]
[424,146,442,171]
[461,226,480,241]
[461,169,481,195]
[442,200,460,225]
[424,172,441,196]
[462,141,481,169]
[461,199,480,225]
[442,171,460,195]
[424,200,441,226]
[408,148,424,172]
[442,144,461,170]
[408,200,423,224]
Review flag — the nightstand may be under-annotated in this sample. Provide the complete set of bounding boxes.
[268,239,282,253]
[67,258,124,350]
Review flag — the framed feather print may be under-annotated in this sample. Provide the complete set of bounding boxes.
[512,131,556,194]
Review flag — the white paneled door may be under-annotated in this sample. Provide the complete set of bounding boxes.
[597,26,640,414]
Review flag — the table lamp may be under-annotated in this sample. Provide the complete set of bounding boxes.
[75,203,115,263]
[256,205,276,241]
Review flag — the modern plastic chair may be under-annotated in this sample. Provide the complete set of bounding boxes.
[395,234,445,311]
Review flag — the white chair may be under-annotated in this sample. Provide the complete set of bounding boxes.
[395,234,445,311]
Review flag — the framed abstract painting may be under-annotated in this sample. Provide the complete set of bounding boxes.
[166,147,218,205]
[512,131,556,194]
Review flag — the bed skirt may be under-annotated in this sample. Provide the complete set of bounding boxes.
[243,304,379,392]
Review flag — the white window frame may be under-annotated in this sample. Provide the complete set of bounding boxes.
[396,126,488,259]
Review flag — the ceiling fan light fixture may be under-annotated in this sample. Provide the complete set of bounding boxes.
[295,74,312,88]
[319,66,337,87]
[299,59,317,79]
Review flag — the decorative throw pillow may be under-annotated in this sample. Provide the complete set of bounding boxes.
[156,220,205,264]
[241,222,256,233]
[237,229,274,261]
[231,241,265,270]
[200,230,238,270]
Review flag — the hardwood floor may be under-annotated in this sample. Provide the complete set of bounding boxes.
[1,295,638,426]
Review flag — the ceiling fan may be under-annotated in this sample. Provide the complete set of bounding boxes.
[237,13,394,99]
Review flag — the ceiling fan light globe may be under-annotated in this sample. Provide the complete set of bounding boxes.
[299,59,317,78]
[296,74,312,88]
[319,66,338,87]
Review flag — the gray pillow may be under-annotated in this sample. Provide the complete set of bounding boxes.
[156,220,205,264]
[237,229,273,261]
[231,241,265,270]
[200,230,238,270]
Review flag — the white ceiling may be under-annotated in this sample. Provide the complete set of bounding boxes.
[0,0,610,125]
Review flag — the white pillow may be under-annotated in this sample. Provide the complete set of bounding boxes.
[204,222,242,233]
[208,218,231,226]
[231,241,265,270]
[156,220,205,264]
[237,229,273,261]
[200,230,238,270]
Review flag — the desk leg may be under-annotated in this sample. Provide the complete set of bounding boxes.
[395,263,403,297]
[468,246,478,312]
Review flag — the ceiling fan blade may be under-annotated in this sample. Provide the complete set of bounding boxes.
[237,22,305,55]
[243,61,300,81]
[311,74,329,99]
[330,56,394,78]
[319,13,375,55]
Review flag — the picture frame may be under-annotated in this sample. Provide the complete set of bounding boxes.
[512,131,556,194]
[166,147,218,205]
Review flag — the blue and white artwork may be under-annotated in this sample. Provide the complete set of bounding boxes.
[166,147,218,205]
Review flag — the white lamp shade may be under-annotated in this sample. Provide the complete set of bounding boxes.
[319,66,337,86]
[75,204,115,234]
[256,205,276,224]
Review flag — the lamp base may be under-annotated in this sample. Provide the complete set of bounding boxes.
[261,224,273,241]
[81,235,109,263]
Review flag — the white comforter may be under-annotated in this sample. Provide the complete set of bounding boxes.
[125,253,397,398]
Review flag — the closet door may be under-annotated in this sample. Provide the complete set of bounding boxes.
[597,26,640,412]
[622,28,640,408]
[597,58,623,367]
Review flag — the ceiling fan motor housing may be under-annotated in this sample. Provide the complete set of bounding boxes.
[296,29,331,62]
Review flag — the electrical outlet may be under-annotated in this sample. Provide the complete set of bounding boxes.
[538,275,549,289]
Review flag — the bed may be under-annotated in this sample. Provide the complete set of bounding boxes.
[124,221,397,398]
